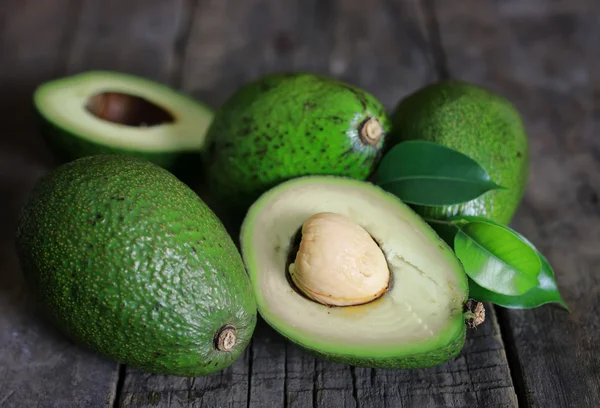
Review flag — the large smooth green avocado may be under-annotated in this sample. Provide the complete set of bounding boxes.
[240,176,469,369]
[389,80,529,224]
[204,72,392,221]
[33,71,214,174]
[15,155,256,377]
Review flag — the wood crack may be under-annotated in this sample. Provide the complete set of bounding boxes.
[350,366,359,408]
[495,306,530,407]
[57,0,83,74]
[283,343,288,408]
[170,0,199,87]
[0,391,15,406]
[418,0,449,80]
[246,338,254,408]
[312,359,318,408]
[112,364,126,408]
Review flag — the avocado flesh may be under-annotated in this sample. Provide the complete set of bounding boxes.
[204,72,392,222]
[389,80,529,225]
[34,71,214,171]
[15,155,256,377]
[240,176,468,368]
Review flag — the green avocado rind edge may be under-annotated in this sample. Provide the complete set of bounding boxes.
[240,175,469,368]
[35,110,204,176]
[283,321,465,369]
[33,71,214,173]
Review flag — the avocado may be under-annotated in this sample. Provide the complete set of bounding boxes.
[33,71,214,174]
[240,176,470,369]
[388,80,529,225]
[203,72,391,223]
[15,155,256,377]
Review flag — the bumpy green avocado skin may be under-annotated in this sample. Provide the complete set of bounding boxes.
[15,155,256,377]
[389,80,529,225]
[204,72,392,218]
[283,323,466,369]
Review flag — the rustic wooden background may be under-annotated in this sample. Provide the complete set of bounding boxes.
[1,1,598,407]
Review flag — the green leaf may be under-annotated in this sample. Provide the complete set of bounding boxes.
[374,141,504,206]
[425,215,569,310]
[469,254,570,310]
[452,217,541,296]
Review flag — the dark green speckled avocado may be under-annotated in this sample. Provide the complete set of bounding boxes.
[203,72,392,222]
[15,155,256,377]
[388,80,529,225]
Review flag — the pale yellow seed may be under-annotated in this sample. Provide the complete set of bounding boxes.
[289,212,390,306]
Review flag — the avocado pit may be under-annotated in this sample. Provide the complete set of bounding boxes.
[287,212,390,307]
[85,91,175,127]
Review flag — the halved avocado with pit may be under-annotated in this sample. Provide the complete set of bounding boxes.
[240,176,471,369]
[33,71,214,173]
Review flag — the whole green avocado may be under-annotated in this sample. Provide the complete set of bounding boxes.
[203,72,391,220]
[388,80,529,225]
[15,155,256,377]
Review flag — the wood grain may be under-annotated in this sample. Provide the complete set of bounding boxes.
[9,0,597,406]
[65,0,192,83]
[432,0,600,406]
[118,311,516,408]
[117,1,517,407]
[0,1,119,408]
[179,0,436,109]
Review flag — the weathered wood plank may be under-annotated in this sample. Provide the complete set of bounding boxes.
[433,0,600,406]
[179,0,436,108]
[119,352,251,407]
[354,307,517,408]
[66,0,191,82]
[0,1,120,407]
[116,1,518,407]
[254,308,515,408]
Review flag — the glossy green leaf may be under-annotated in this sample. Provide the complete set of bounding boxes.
[453,217,541,296]
[426,216,569,310]
[468,253,570,310]
[374,141,504,206]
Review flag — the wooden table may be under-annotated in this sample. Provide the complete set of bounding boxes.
[1,1,598,407]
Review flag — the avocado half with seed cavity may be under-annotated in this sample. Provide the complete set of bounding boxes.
[33,71,214,173]
[240,176,471,368]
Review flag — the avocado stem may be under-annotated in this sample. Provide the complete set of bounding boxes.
[215,325,237,352]
[359,117,383,146]
[464,299,486,328]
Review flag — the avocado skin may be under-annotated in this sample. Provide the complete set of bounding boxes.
[389,80,529,225]
[35,110,203,181]
[203,72,392,220]
[15,155,257,377]
[239,175,470,370]
[280,322,465,369]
